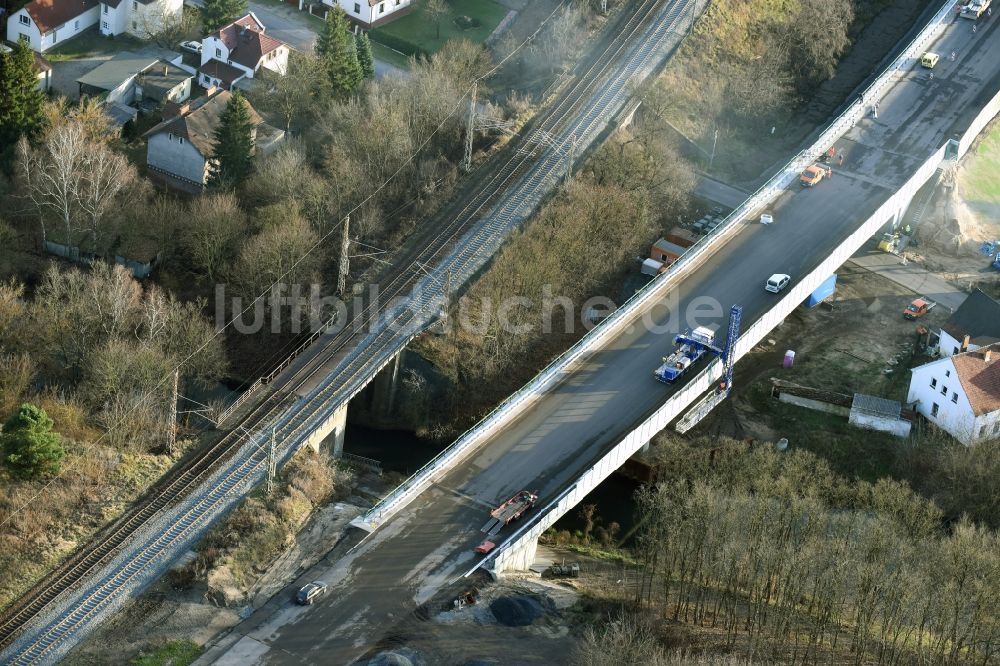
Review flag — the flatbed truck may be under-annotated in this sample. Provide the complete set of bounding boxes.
[480,490,538,537]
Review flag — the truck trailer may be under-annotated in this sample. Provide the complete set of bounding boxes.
[480,490,539,537]
[654,327,716,383]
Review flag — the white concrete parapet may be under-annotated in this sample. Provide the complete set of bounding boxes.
[353,0,960,534]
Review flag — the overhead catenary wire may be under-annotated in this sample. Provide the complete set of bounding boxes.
[0,0,572,530]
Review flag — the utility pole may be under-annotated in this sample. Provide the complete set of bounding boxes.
[462,81,478,172]
[564,133,577,183]
[267,427,276,494]
[167,369,178,455]
[337,215,350,296]
[708,128,719,173]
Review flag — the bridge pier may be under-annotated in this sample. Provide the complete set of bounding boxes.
[385,350,404,415]
[301,401,349,459]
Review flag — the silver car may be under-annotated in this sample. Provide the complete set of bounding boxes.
[296,581,328,605]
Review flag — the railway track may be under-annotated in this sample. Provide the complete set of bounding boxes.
[0,1,693,661]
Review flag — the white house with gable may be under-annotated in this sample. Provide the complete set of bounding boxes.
[907,343,1000,445]
[98,0,183,40]
[6,0,99,53]
[198,13,289,90]
[324,0,412,29]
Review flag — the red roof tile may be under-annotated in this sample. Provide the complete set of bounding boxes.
[213,13,286,71]
[22,0,97,34]
[951,343,1000,416]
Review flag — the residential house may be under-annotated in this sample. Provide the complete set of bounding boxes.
[6,0,99,53]
[325,0,412,28]
[198,13,289,90]
[143,89,283,191]
[937,288,1000,356]
[76,49,190,125]
[98,0,183,40]
[907,343,1000,445]
[0,43,53,91]
[76,49,189,104]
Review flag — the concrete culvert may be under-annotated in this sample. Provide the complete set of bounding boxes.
[367,652,414,666]
[489,595,547,627]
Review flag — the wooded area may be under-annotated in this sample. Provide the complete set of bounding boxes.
[571,439,1000,665]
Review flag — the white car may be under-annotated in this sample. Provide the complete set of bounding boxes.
[179,40,202,54]
[765,273,790,293]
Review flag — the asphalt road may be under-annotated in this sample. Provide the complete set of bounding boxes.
[208,13,1000,666]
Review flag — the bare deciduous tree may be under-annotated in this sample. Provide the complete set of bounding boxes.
[18,113,138,253]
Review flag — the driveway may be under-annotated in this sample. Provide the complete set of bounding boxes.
[248,0,317,52]
[50,55,114,100]
[248,0,405,77]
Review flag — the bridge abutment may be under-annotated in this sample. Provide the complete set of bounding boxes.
[302,401,349,458]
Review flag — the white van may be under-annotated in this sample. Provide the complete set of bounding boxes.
[765,274,791,293]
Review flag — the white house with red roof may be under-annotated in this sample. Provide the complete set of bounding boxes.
[197,13,289,90]
[326,0,412,28]
[907,343,1000,445]
[97,0,183,41]
[6,0,99,52]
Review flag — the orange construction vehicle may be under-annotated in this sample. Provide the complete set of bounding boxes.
[800,163,832,187]
[903,297,937,320]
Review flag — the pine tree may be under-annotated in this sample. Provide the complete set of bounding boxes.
[0,40,47,164]
[209,91,255,189]
[356,31,375,80]
[316,8,363,96]
[201,0,248,33]
[1,404,65,479]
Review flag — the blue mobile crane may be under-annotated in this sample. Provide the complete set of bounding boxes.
[654,305,743,387]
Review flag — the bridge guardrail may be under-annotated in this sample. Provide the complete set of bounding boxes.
[483,139,952,574]
[353,0,958,531]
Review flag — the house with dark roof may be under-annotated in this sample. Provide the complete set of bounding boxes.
[143,89,283,191]
[938,288,1000,356]
[907,342,1000,445]
[97,0,182,41]
[325,0,412,28]
[197,13,289,90]
[6,0,99,53]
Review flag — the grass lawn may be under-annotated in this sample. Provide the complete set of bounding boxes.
[371,0,508,56]
[369,39,412,70]
[131,640,201,666]
[961,121,1000,206]
[44,29,146,62]
[743,381,906,483]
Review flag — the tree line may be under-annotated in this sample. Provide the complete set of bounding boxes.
[628,438,1000,665]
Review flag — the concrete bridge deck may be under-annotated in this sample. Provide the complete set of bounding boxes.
[203,9,1000,666]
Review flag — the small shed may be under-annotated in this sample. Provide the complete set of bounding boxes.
[664,226,697,248]
[650,239,688,265]
[849,393,911,437]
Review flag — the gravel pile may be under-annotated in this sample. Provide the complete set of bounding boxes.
[488,595,547,627]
